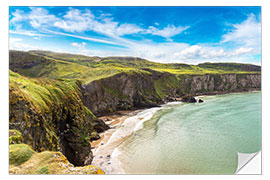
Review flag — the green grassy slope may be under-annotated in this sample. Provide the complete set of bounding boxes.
[10,50,260,85]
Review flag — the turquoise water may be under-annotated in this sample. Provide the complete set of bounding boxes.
[117,92,261,174]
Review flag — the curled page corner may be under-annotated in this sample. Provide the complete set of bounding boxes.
[235,151,261,174]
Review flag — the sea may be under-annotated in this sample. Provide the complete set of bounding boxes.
[108,91,261,174]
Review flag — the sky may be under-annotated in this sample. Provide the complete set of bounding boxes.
[9,6,261,65]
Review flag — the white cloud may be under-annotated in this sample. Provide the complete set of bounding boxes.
[173,45,254,61]
[10,7,58,30]
[115,24,143,36]
[28,7,58,28]
[71,42,86,49]
[222,14,261,49]
[128,42,189,61]
[9,29,46,37]
[9,38,40,51]
[9,38,22,44]
[44,29,119,45]
[53,9,94,33]
[10,9,27,24]
[53,8,143,37]
[231,47,254,56]
[145,25,189,39]
[11,8,186,40]
[174,45,203,59]
[70,38,259,64]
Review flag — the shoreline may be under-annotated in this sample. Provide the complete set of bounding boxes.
[90,90,261,174]
[90,109,143,174]
[90,104,175,174]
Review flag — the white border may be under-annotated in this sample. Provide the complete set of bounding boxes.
[2,0,270,179]
[7,0,262,6]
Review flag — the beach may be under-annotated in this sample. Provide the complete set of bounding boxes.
[90,110,142,174]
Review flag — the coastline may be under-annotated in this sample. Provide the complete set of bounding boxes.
[90,103,180,174]
[90,110,143,174]
[90,90,261,174]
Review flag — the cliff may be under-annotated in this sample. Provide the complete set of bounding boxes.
[81,72,261,116]
[9,71,109,166]
[178,73,261,95]
[81,71,164,116]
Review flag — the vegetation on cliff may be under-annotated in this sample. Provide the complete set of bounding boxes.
[9,70,109,166]
[9,130,104,174]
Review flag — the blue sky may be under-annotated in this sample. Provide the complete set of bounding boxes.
[9,6,261,65]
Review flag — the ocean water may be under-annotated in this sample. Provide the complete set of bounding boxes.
[116,92,261,174]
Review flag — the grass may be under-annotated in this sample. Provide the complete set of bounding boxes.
[9,142,105,174]
[9,144,35,166]
[9,129,23,144]
[36,166,49,174]
[9,50,260,86]
[154,76,179,98]
[9,70,84,113]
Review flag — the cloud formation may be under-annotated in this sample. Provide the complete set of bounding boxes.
[145,25,189,39]
[11,8,187,39]
[9,7,261,65]
[222,14,261,50]
[9,38,40,51]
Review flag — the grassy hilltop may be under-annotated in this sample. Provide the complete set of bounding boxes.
[10,50,260,85]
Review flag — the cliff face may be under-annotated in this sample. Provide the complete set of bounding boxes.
[179,73,261,95]
[82,72,261,115]
[81,71,163,116]
[9,71,109,166]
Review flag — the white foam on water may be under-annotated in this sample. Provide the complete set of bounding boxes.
[133,107,162,132]
[109,148,125,174]
[105,102,182,174]
[163,101,182,106]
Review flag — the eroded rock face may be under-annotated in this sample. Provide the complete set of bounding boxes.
[82,72,163,116]
[82,72,261,115]
[180,74,261,94]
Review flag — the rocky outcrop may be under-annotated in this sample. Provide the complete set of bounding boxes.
[181,96,197,103]
[198,99,204,103]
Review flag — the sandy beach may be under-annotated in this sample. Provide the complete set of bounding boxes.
[90,110,142,174]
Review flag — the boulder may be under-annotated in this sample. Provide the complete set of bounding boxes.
[198,99,204,103]
[181,96,197,103]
